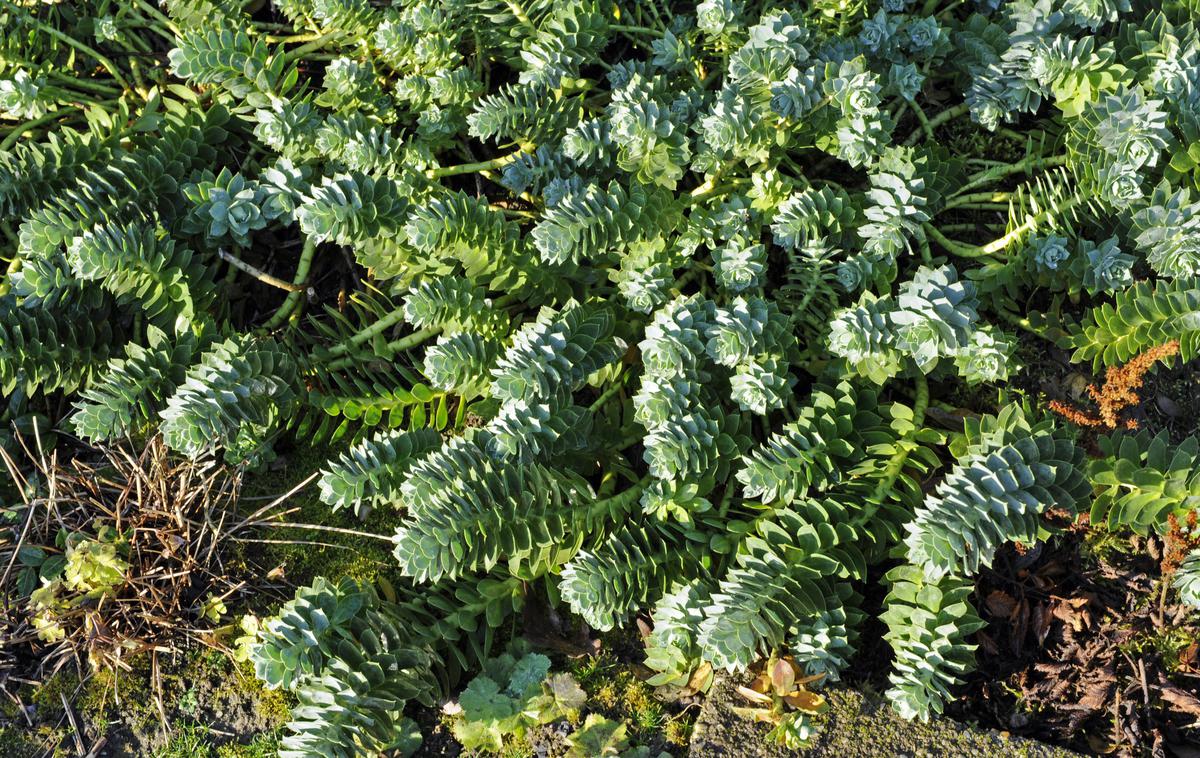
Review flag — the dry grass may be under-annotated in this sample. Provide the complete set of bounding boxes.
[0,432,294,722]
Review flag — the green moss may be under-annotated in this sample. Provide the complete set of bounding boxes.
[499,736,535,758]
[567,652,685,748]
[0,725,49,758]
[1118,622,1197,670]
[237,439,399,590]
[1079,525,1133,566]
[77,655,158,730]
[219,660,293,727]
[28,668,82,711]
[215,732,280,758]
[154,723,213,758]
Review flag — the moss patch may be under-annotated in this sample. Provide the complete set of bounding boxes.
[689,675,1082,757]
[237,439,399,589]
[568,652,693,753]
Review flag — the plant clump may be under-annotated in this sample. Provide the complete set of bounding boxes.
[2,0,1200,755]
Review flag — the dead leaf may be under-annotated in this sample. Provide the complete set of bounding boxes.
[977,630,999,656]
[783,690,826,713]
[1011,598,1030,655]
[735,685,772,705]
[635,618,652,639]
[770,658,795,693]
[1033,603,1054,646]
[1051,596,1093,633]
[1086,734,1118,754]
[1158,683,1200,718]
[1178,642,1199,675]
[986,590,1018,619]
[683,661,714,696]
[1078,669,1116,711]
[1155,394,1181,418]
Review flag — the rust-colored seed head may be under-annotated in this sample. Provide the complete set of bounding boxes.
[1050,340,1181,431]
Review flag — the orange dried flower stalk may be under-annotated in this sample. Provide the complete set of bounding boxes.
[1049,340,1180,430]
[1163,511,1200,577]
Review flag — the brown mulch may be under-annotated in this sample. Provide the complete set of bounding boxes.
[959,534,1200,757]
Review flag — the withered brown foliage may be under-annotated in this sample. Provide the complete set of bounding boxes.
[969,537,1200,757]
[1162,511,1200,578]
[1049,340,1181,430]
[0,436,276,682]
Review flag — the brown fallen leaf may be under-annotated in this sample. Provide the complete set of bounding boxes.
[1034,661,1071,675]
[1158,683,1200,718]
[1032,603,1054,646]
[1178,642,1199,675]
[1086,734,1118,754]
[986,590,1018,619]
[977,629,999,656]
[1051,595,1093,633]
[1011,597,1030,655]
[1078,668,1117,711]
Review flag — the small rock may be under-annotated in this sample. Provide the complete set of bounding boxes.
[1065,373,1091,401]
[1156,394,1181,418]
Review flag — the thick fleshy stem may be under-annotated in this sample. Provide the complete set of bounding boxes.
[904,103,969,145]
[922,223,998,260]
[867,371,930,511]
[0,255,21,297]
[585,477,649,527]
[323,327,442,373]
[218,248,306,292]
[322,291,521,364]
[282,31,348,63]
[951,154,1068,198]
[259,238,318,332]
[588,370,629,412]
[0,107,82,151]
[425,150,524,179]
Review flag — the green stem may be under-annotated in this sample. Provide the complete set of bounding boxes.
[976,195,1083,255]
[614,431,645,452]
[0,255,21,297]
[259,239,318,332]
[503,0,536,31]
[868,371,929,506]
[282,31,347,63]
[939,222,1005,234]
[910,100,935,141]
[996,308,1065,345]
[130,0,178,35]
[588,372,628,412]
[425,150,523,179]
[324,327,442,373]
[946,202,1009,212]
[905,103,969,145]
[942,191,1013,211]
[585,477,649,524]
[922,223,997,259]
[266,31,330,44]
[0,107,81,150]
[610,24,658,34]
[323,308,411,359]
[953,154,1068,198]
[936,0,969,18]
[46,71,122,97]
[915,226,933,264]
[2,1,131,91]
